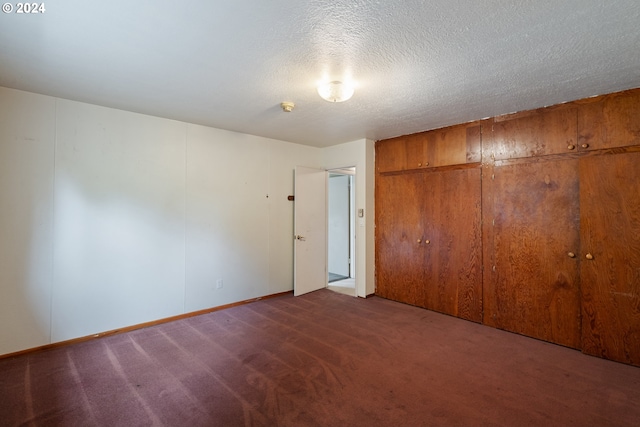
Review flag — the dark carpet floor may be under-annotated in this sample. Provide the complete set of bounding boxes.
[1,289,639,426]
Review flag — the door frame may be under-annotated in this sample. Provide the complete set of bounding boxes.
[294,165,358,297]
[328,167,356,282]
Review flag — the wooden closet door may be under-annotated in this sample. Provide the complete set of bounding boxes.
[376,134,429,173]
[488,159,581,348]
[422,167,482,322]
[375,173,426,306]
[578,89,640,152]
[580,152,640,366]
[492,105,578,160]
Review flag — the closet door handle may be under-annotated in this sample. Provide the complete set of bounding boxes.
[567,252,576,258]
[585,253,594,260]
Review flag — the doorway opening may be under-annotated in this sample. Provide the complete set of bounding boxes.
[327,167,356,297]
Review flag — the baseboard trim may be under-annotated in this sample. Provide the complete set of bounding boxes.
[0,291,292,360]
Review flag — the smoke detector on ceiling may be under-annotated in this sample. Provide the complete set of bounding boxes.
[281,102,295,112]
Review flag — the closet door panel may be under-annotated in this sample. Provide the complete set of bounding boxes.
[375,173,426,306]
[580,152,640,366]
[493,106,578,160]
[578,89,640,151]
[424,123,482,167]
[376,137,409,173]
[422,167,482,321]
[489,159,581,348]
[376,134,429,173]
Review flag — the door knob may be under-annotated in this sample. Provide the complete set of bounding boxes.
[567,252,576,258]
[585,253,594,260]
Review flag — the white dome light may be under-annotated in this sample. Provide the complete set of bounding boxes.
[317,81,354,103]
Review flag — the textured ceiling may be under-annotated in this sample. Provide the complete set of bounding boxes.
[1,0,639,147]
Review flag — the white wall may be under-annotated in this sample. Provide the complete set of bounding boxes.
[322,139,376,297]
[52,99,188,342]
[0,88,55,353]
[0,86,323,355]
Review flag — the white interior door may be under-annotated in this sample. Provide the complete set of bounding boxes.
[294,166,327,296]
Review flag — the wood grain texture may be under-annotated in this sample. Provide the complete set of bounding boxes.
[375,136,410,173]
[376,122,483,173]
[406,132,430,169]
[375,87,640,366]
[466,125,482,163]
[375,134,428,173]
[580,152,640,366]
[493,105,578,160]
[375,167,482,321]
[489,159,581,348]
[423,123,479,167]
[422,167,482,322]
[375,172,426,306]
[578,88,640,151]
[481,124,497,327]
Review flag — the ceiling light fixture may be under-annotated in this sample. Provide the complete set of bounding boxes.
[317,81,354,103]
